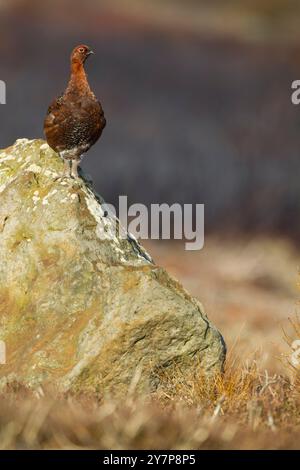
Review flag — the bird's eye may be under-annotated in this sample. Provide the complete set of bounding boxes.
[78,47,85,53]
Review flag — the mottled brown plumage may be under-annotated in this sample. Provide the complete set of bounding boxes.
[44,45,106,178]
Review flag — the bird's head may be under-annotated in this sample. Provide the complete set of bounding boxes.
[71,45,94,64]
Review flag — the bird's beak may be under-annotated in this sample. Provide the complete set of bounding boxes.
[88,50,94,56]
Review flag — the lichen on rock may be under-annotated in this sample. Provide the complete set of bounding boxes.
[0,139,226,395]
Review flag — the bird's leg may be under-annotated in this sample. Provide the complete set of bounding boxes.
[71,158,81,179]
[53,157,71,181]
[63,159,72,177]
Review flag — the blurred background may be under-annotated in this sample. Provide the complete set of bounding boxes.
[1,0,300,370]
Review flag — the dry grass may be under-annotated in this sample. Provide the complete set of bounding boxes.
[0,353,299,450]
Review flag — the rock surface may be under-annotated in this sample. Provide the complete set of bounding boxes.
[0,139,226,395]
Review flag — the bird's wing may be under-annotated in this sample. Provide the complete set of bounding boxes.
[47,95,64,114]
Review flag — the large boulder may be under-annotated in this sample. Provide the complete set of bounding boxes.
[0,139,226,395]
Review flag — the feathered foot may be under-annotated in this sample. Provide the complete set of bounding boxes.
[71,159,81,179]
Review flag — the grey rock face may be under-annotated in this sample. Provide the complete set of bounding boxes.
[0,139,226,395]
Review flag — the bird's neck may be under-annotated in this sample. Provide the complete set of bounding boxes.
[67,61,91,94]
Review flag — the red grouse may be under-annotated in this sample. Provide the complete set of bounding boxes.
[44,45,106,178]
